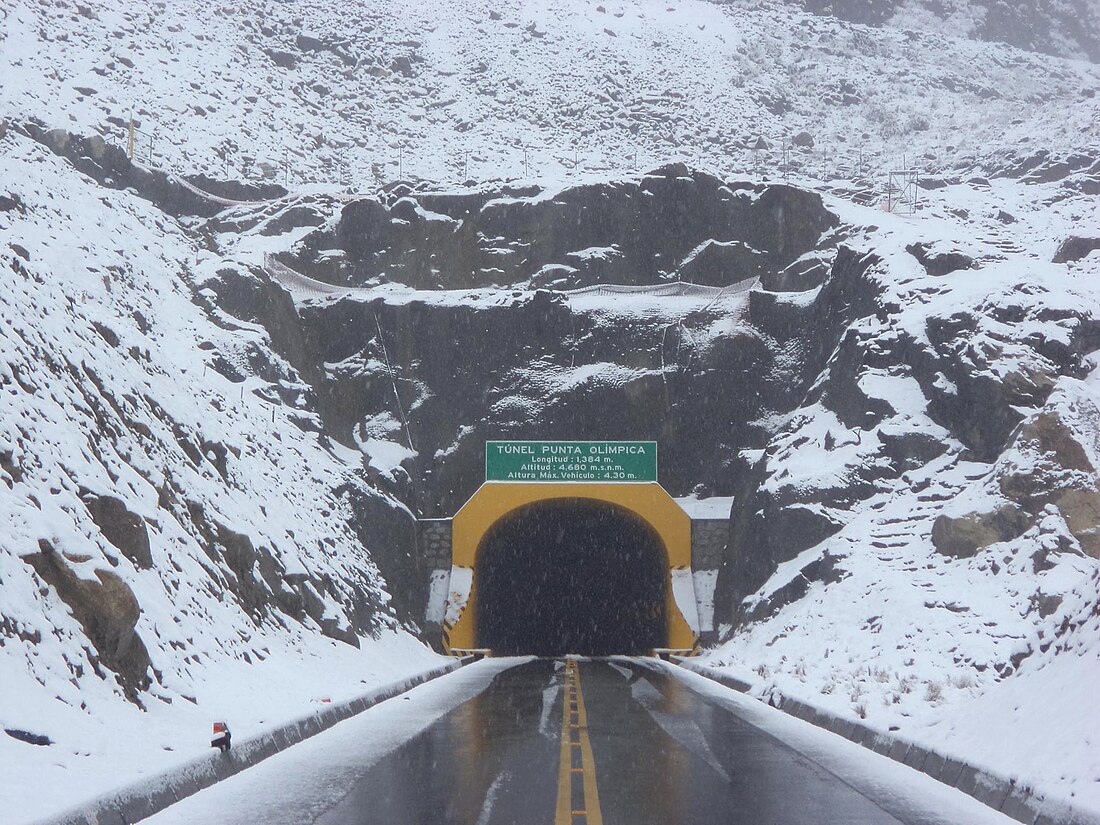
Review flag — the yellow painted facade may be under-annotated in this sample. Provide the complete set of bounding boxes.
[444,482,696,653]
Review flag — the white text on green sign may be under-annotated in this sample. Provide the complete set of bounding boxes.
[485,441,658,482]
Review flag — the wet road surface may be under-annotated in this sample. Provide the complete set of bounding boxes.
[147,658,1013,825]
[314,658,906,825]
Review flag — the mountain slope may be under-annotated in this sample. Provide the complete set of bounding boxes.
[0,127,441,822]
[781,0,1100,63]
[2,0,1097,191]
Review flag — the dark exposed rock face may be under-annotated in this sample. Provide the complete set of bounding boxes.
[714,241,1100,627]
[677,239,766,286]
[23,124,285,217]
[81,494,152,569]
[290,167,837,290]
[24,542,151,702]
[273,286,802,517]
[341,484,424,627]
[761,253,830,292]
[1053,236,1100,264]
[206,167,1099,648]
[212,181,864,628]
[915,300,1099,463]
[217,173,843,521]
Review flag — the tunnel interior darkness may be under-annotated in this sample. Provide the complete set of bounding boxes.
[475,498,668,656]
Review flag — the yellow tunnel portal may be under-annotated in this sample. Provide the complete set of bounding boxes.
[444,482,697,656]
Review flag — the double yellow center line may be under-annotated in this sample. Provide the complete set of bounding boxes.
[555,660,603,825]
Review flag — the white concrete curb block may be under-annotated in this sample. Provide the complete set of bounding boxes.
[36,658,474,825]
[674,659,1100,825]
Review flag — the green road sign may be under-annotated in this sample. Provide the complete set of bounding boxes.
[485,441,658,482]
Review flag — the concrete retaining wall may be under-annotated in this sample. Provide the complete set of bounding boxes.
[36,658,472,825]
[674,659,1100,825]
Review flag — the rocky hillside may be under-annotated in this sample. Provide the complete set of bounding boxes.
[0,125,442,822]
[2,0,1098,190]
[704,184,1100,806]
[780,0,1100,63]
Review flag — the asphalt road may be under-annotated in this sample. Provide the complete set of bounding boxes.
[147,658,1014,825]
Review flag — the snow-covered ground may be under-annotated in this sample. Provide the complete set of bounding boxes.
[1,0,1097,191]
[701,187,1100,811]
[0,125,443,824]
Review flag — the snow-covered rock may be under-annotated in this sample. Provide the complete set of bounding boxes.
[0,127,441,823]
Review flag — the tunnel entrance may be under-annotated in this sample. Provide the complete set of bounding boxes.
[475,498,668,656]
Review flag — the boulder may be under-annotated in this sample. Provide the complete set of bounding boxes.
[931,505,1031,558]
[792,131,815,148]
[997,409,1100,557]
[906,241,975,277]
[766,504,844,558]
[1055,489,1100,557]
[265,49,297,69]
[391,55,415,77]
[24,542,151,700]
[1052,236,1100,264]
[879,430,949,471]
[296,33,327,52]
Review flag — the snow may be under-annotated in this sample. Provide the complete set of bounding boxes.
[141,659,526,825]
[0,129,444,823]
[671,568,702,636]
[675,495,734,519]
[1,0,1096,193]
[359,437,417,476]
[664,662,1023,825]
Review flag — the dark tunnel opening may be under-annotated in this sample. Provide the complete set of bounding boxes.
[475,498,668,656]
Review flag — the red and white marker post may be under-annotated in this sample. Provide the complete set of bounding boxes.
[211,721,232,752]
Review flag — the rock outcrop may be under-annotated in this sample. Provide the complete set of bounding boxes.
[931,506,1032,558]
[24,542,152,702]
[287,168,838,290]
[1053,236,1100,264]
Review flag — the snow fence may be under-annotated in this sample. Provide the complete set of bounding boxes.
[674,658,1100,825]
[36,657,474,825]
